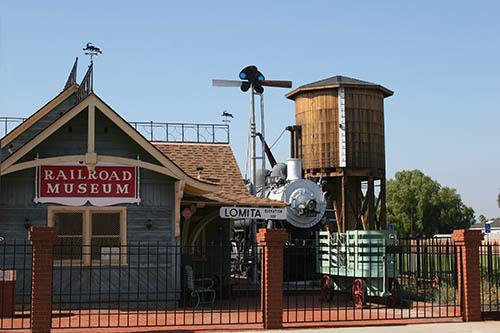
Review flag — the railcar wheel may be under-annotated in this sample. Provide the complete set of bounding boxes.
[321,275,331,302]
[352,278,367,308]
[386,278,401,307]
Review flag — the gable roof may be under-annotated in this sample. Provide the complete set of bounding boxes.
[1,92,218,195]
[286,75,393,99]
[1,85,79,148]
[154,142,286,207]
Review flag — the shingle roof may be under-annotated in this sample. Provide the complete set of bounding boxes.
[153,142,286,207]
[286,75,393,99]
[471,218,500,230]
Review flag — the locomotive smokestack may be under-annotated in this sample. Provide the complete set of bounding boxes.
[286,158,302,181]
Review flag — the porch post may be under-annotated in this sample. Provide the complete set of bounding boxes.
[452,228,483,321]
[29,226,58,333]
[256,228,288,329]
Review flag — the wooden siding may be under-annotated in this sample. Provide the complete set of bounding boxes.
[0,103,179,302]
[0,169,174,241]
[345,89,385,169]
[1,93,77,161]
[294,88,385,171]
[94,109,161,166]
[294,89,339,171]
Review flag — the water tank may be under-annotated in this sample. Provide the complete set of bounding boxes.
[286,75,393,174]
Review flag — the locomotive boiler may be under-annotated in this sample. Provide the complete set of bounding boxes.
[258,158,326,230]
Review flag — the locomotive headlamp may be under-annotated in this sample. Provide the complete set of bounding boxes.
[306,199,317,211]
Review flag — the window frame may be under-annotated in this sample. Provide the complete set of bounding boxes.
[48,206,127,266]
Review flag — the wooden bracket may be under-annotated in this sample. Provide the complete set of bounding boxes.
[174,180,186,238]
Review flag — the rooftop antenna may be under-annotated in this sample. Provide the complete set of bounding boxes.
[83,42,102,66]
[221,111,234,123]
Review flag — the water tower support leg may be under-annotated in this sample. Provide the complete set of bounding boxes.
[368,177,376,230]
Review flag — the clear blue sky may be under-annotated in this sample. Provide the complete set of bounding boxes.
[1,1,499,219]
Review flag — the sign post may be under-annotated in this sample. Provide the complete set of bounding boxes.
[485,223,491,242]
[220,206,286,285]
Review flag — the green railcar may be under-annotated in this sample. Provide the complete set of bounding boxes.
[316,230,401,307]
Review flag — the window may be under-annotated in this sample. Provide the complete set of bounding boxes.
[91,213,121,264]
[48,207,127,266]
[53,213,83,261]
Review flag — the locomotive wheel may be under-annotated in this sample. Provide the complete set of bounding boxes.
[321,275,331,302]
[386,278,401,307]
[352,278,367,308]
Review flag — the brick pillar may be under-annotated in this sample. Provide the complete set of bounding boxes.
[256,228,288,329]
[29,226,58,333]
[452,229,483,322]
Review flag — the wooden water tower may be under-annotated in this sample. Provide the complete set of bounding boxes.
[286,76,393,232]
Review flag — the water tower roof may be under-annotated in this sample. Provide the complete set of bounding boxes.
[286,75,393,100]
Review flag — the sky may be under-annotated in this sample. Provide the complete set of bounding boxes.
[0,1,499,219]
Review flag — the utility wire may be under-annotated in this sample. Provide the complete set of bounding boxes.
[269,128,286,149]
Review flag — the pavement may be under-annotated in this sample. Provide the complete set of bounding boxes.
[224,321,500,333]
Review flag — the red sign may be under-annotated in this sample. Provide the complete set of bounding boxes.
[36,164,139,206]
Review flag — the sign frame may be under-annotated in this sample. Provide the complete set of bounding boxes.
[34,163,141,206]
[219,206,286,220]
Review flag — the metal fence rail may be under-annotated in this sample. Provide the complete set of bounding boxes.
[0,241,32,330]
[0,118,26,138]
[51,241,261,329]
[129,122,230,143]
[282,237,462,324]
[1,117,229,144]
[480,242,500,313]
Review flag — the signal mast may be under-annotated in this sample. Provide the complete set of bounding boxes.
[212,66,292,195]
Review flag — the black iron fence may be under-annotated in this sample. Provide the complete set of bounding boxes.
[480,242,500,313]
[283,236,462,324]
[51,241,261,329]
[5,235,500,330]
[129,122,230,143]
[0,241,32,330]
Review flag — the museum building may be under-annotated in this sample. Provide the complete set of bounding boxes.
[0,60,281,301]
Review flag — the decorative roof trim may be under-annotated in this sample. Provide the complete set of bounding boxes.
[286,82,393,100]
[64,57,78,90]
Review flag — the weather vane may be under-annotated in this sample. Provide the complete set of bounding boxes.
[221,110,234,123]
[83,42,102,65]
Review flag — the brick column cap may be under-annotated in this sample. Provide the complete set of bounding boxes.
[256,228,288,246]
[452,228,483,245]
[29,226,58,244]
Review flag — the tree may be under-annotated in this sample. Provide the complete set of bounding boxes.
[386,170,475,237]
[497,191,500,208]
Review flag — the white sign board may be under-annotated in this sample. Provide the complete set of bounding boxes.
[220,207,287,220]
